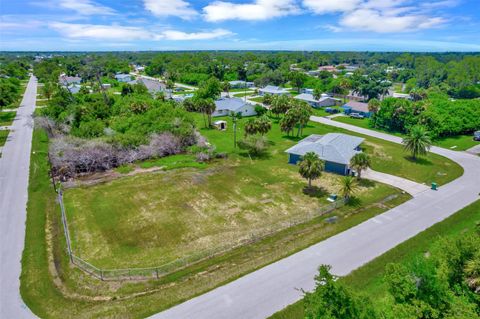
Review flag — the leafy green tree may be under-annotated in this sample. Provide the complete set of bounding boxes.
[270,95,291,118]
[299,152,324,189]
[350,153,371,179]
[402,125,432,160]
[313,87,323,100]
[254,105,267,116]
[237,135,269,157]
[340,175,359,201]
[222,81,231,97]
[304,265,378,319]
[289,71,306,92]
[262,94,273,106]
[42,81,56,100]
[195,77,222,100]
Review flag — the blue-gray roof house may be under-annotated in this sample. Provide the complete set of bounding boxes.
[213,98,257,117]
[258,85,290,96]
[115,74,132,82]
[342,101,372,118]
[285,133,364,175]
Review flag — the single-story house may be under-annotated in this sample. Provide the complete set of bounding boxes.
[392,92,411,100]
[295,93,341,108]
[213,98,257,117]
[59,75,81,86]
[342,101,372,118]
[285,133,364,175]
[115,74,132,82]
[229,80,255,89]
[138,78,167,96]
[301,88,314,94]
[66,84,81,94]
[318,65,337,72]
[258,85,290,96]
[101,83,111,89]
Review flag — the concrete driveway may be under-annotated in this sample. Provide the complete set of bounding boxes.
[363,168,430,197]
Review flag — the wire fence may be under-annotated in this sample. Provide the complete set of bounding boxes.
[57,188,397,281]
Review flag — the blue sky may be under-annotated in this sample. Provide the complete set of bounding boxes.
[1,0,479,51]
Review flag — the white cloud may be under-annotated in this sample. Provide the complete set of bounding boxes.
[203,0,300,22]
[58,0,116,15]
[340,9,445,32]
[303,0,449,33]
[49,22,233,41]
[303,0,361,14]
[144,0,198,19]
[162,29,233,40]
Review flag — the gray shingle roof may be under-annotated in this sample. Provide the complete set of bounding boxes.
[138,78,165,93]
[215,98,247,112]
[259,85,289,94]
[343,101,369,113]
[285,133,364,164]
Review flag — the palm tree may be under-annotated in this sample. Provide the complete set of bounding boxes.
[350,153,371,179]
[465,256,480,293]
[367,98,380,114]
[222,81,231,97]
[340,175,359,201]
[299,152,324,189]
[402,125,432,160]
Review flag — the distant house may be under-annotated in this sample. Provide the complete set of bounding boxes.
[294,93,341,108]
[258,85,290,96]
[285,133,364,175]
[115,74,132,83]
[137,78,167,96]
[67,84,81,94]
[59,75,81,86]
[318,65,337,72]
[301,88,314,94]
[342,101,372,118]
[213,98,257,117]
[392,92,411,100]
[229,80,255,89]
[101,83,111,89]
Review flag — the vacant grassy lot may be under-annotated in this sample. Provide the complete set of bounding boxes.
[0,111,17,126]
[270,199,480,319]
[0,129,10,147]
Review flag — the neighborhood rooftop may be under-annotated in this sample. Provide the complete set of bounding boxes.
[285,133,364,165]
[343,100,369,113]
[215,97,248,111]
[259,85,289,94]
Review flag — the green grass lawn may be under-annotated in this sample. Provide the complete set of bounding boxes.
[269,199,480,319]
[311,107,342,117]
[0,111,17,126]
[0,130,10,146]
[232,92,254,98]
[332,116,479,151]
[434,134,479,151]
[249,96,264,103]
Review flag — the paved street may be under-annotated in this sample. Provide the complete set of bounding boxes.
[0,76,38,319]
[150,115,480,319]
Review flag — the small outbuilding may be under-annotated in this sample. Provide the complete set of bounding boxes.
[213,120,227,130]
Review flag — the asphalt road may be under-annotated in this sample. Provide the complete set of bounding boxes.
[0,76,38,318]
[150,116,480,319]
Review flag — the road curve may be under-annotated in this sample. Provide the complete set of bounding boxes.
[150,116,480,319]
[0,76,38,319]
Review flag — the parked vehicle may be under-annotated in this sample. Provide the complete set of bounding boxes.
[349,112,365,119]
[474,131,480,141]
[325,107,339,114]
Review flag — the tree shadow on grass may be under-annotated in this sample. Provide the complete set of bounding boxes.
[404,156,433,166]
[302,186,328,198]
[238,151,273,161]
[345,196,362,207]
[358,178,375,188]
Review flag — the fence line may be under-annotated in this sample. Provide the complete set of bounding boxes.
[57,189,397,281]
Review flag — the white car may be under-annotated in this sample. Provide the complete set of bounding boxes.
[349,112,365,119]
